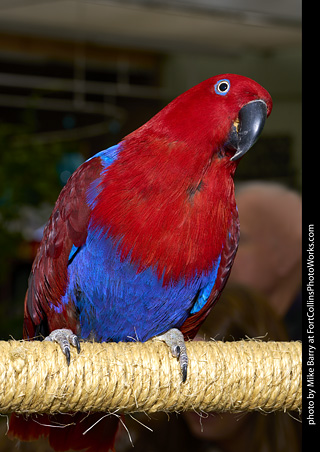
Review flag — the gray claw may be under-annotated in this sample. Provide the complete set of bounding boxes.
[44,328,80,365]
[154,328,189,382]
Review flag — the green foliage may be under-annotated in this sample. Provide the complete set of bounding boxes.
[0,117,79,282]
[0,124,64,209]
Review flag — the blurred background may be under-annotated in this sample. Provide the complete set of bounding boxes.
[0,0,302,340]
[0,1,302,451]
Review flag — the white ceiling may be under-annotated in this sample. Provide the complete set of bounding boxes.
[0,0,302,54]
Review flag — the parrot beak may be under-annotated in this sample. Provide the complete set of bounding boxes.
[228,100,268,161]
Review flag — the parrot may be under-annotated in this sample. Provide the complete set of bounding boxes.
[8,74,272,451]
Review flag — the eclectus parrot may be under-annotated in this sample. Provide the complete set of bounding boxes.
[9,74,272,451]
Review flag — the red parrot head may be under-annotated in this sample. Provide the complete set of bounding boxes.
[143,73,273,164]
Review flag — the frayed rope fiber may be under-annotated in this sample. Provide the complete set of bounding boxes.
[0,339,301,415]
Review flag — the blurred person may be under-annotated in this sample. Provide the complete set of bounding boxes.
[229,181,302,339]
[117,284,301,452]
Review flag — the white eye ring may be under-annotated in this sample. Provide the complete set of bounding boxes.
[214,79,230,96]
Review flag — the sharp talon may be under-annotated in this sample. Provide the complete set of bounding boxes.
[153,328,189,382]
[70,334,81,354]
[65,347,71,366]
[44,328,80,365]
[75,338,81,354]
[182,363,188,383]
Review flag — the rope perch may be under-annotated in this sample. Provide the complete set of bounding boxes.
[0,339,301,415]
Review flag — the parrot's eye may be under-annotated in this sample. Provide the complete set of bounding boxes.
[214,79,230,96]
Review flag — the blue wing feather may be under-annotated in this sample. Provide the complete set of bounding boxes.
[86,144,121,208]
[190,253,222,314]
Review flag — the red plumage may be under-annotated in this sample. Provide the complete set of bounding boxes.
[90,75,271,286]
[9,412,119,452]
[92,133,237,285]
[180,212,240,339]
[23,157,103,339]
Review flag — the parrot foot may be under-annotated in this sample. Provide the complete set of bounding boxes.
[44,328,80,365]
[154,328,188,383]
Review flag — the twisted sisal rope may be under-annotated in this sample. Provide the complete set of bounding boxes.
[0,339,301,415]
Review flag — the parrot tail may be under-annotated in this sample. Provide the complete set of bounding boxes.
[8,412,120,452]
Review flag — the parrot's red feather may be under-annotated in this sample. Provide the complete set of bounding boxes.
[91,132,237,286]
[23,157,103,339]
[90,74,271,287]
[9,412,119,452]
[180,209,240,339]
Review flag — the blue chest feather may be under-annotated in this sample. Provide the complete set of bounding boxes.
[61,145,223,342]
[63,228,221,342]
